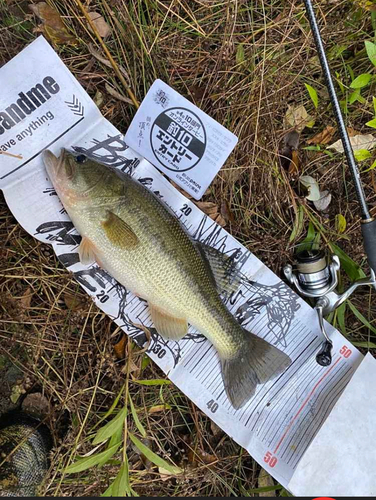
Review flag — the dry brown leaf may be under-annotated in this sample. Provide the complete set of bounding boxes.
[105,83,134,105]
[288,150,300,180]
[20,286,34,309]
[220,200,235,225]
[64,293,86,311]
[148,404,171,414]
[307,125,336,145]
[114,334,127,359]
[210,420,224,438]
[122,357,139,375]
[371,170,376,193]
[88,11,112,38]
[29,3,77,46]
[328,134,376,153]
[347,127,361,137]
[313,190,332,212]
[284,104,313,133]
[280,130,300,173]
[214,214,226,227]
[258,468,276,497]
[195,201,218,216]
[187,449,217,467]
[87,43,130,82]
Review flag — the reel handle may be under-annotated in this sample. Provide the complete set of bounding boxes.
[316,340,333,367]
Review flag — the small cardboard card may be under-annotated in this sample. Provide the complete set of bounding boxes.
[124,79,238,199]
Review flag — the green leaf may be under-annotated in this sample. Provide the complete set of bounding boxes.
[289,205,304,242]
[112,460,131,496]
[236,43,245,65]
[366,118,376,129]
[97,427,124,468]
[373,96,376,115]
[365,40,376,66]
[246,484,284,494]
[335,214,347,234]
[305,83,319,109]
[129,395,147,438]
[336,72,345,95]
[349,89,361,105]
[65,443,121,474]
[297,221,320,253]
[348,301,376,335]
[352,341,376,348]
[330,243,366,281]
[93,406,127,445]
[337,302,347,335]
[128,433,182,475]
[354,149,372,161]
[101,483,114,497]
[363,159,376,173]
[99,386,124,423]
[141,355,150,371]
[133,379,171,386]
[350,73,372,89]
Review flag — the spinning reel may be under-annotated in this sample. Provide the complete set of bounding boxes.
[281,0,376,366]
[284,249,376,367]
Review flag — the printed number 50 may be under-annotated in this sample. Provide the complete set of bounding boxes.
[264,451,278,468]
[340,345,352,358]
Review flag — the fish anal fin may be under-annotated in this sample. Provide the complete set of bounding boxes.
[197,243,241,294]
[78,236,100,265]
[102,211,139,249]
[149,304,188,341]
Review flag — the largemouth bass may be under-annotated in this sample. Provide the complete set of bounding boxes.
[43,149,291,409]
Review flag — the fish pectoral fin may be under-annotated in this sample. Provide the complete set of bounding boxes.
[196,243,241,294]
[149,304,188,341]
[102,211,139,248]
[78,236,99,265]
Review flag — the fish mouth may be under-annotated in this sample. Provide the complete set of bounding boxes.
[42,148,67,183]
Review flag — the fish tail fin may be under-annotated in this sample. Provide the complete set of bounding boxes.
[220,330,291,409]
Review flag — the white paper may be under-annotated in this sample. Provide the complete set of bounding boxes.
[124,79,238,199]
[0,36,365,490]
[288,353,376,496]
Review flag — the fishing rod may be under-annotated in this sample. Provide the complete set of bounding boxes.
[284,0,376,366]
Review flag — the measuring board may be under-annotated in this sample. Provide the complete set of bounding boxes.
[0,36,363,489]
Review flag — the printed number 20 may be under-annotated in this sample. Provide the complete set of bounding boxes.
[264,451,278,468]
[181,204,192,216]
[340,345,352,358]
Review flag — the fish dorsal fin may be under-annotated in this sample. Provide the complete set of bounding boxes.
[149,304,188,341]
[78,236,99,265]
[197,243,241,294]
[102,211,139,248]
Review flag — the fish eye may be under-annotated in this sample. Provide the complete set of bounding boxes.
[75,154,87,164]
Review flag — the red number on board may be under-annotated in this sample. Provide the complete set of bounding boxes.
[340,345,352,358]
[264,451,278,468]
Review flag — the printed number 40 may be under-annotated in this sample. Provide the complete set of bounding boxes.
[264,451,278,468]
[207,399,219,413]
[340,345,352,358]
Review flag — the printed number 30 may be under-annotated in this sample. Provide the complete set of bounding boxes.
[340,345,352,358]
[264,451,278,468]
